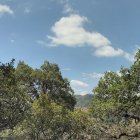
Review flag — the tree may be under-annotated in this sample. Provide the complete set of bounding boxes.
[21,94,97,140]
[90,50,140,139]
[21,94,66,140]
[0,60,31,131]
[32,61,76,110]
[15,61,39,99]
[0,60,76,138]
[16,60,76,110]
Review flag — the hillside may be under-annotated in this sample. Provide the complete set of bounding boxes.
[75,94,93,108]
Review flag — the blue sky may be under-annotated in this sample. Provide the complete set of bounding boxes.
[0,0,140,95]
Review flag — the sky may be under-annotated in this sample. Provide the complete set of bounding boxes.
[0,0,140,95]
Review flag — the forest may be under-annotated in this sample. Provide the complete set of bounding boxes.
[0,50,140,140]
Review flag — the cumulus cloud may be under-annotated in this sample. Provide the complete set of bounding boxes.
[39,14,134,61]
[70,80,89,88]
[95,46,134,61]
[70,80,90,95]
[94,46,123,57]
[47,14,111,48]
[82,72,103,79]
[0,4,13,14]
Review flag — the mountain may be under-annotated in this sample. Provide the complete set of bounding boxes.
[75,94,93,108]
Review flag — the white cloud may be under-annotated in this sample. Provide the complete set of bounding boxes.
[94,46,135,61]
[73,89,89,95]
[70,80,90,95]
[47,15,108,48]
[0,4,13,14]
[70,80,89,88]
[80,91,89,96]
[82,72,103,79]
[116,70,121,76]
[47,14,111,48]
[39,14,134,61]
[94,46,123,57]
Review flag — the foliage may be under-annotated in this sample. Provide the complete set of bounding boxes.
[0,59,31,131]
[15,61,76,110]
[1,51,140,139]
[90,51,140,139]
[20,94,95,140]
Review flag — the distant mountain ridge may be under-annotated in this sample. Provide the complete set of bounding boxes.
[75,94,93,108]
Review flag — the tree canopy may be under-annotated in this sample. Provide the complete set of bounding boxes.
[90,51,140,139]
[15,60,76,110]
[0,51,140,139]
[0,59,31,131]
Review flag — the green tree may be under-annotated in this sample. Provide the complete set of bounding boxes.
[15,61,39,99]
[29,61,76,110]
[0,60,30,131]
[15,60,76,110]
[0,60,76,138]
[90,50,140,139]
[21,94,97,140]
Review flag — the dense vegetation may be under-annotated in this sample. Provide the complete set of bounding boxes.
[0,51,140,139]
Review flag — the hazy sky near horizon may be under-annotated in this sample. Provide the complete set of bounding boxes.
[0,0,140,95]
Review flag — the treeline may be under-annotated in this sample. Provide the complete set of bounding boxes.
[0,51,140,139]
